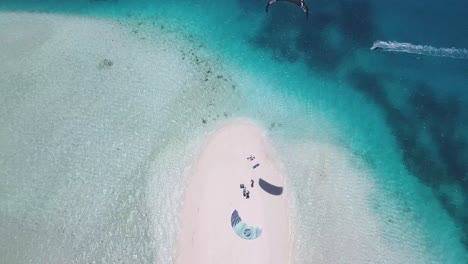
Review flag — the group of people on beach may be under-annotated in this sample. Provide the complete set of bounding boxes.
[240,179,254,199]
[240,155,260,199]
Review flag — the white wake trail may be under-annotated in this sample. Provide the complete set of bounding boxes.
[370,40,468,59]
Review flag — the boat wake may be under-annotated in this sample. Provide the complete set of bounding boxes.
[370,40,468,59]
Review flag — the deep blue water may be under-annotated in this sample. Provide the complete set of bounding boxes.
[1,0,467,262]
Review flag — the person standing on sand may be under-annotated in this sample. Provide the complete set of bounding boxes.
[251,179,254,188]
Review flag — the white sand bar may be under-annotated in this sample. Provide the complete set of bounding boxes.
[176,120,290,264]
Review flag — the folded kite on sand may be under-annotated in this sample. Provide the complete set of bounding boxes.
[231,210,262,240]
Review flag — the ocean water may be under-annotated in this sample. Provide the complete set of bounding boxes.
[1,0,467,263]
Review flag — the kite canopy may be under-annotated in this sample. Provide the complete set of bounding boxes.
[230,210,262,240]
[265,0,310,19]
[259,178,283,195]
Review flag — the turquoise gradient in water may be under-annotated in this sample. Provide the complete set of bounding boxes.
[1,0,467,263]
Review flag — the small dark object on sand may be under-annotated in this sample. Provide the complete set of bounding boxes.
[247,155,256,161]
[240,184,245,188]
[253,163,260,169]
[251,179,254,187]
[246,191,250,199]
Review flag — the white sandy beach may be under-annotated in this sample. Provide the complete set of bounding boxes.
[176,120,290,264]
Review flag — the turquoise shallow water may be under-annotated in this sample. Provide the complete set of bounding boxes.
[1,0,467,263]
